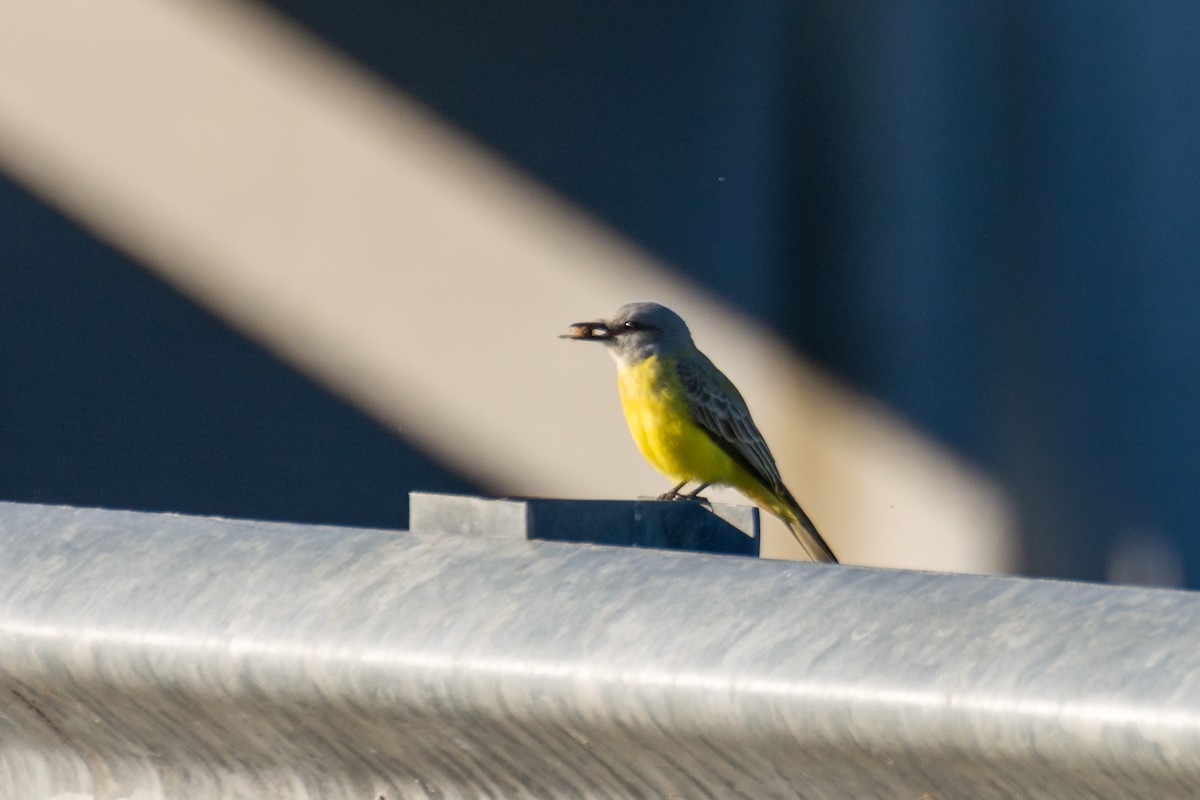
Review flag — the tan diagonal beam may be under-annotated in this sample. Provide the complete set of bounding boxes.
[0,0,1014,569]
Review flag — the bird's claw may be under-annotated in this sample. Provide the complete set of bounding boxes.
[654,489,711,507]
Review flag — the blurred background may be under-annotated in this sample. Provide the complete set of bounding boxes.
[1,1,1197,585]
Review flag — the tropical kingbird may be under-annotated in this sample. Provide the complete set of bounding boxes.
[562,301,837,563]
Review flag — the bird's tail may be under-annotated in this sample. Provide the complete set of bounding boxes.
[776,487,838,563]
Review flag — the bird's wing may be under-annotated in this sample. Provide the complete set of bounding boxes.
[677,352,838,563]
[675,353,784,494]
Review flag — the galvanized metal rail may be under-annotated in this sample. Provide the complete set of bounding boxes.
[0,497,1197,799]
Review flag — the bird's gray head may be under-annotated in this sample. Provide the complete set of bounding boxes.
[561,301,695,365]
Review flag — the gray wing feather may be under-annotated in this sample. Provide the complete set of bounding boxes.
[676,353,838,563]
[675,354,784,493]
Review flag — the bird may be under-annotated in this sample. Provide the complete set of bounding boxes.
[561,301,837,563]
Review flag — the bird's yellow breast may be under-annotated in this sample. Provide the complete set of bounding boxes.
[616,355,739,485]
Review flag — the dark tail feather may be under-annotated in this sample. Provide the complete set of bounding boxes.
[781,488,838,563]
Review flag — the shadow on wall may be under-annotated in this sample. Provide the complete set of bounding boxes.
[0,177,477,527]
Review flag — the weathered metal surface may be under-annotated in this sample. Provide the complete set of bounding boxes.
[0,500,1198,799]
[409,491,759,554]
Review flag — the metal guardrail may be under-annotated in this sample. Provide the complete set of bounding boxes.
[1,497,1198,799]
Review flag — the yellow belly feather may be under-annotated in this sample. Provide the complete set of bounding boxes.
[616,355,741,486]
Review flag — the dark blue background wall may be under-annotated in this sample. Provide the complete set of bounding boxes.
[0,181,475,528]
[3,2,1198,584]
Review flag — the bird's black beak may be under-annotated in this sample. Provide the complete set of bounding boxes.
[560,320,614,341]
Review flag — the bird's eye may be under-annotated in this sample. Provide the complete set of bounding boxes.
[623,321,639,331]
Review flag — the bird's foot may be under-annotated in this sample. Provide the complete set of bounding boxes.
[656,481,689,501]
[656,482,711,505]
